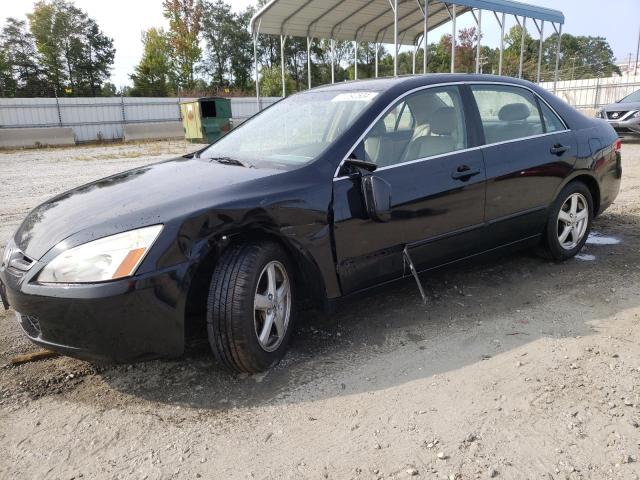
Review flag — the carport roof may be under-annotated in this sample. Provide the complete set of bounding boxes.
[250,0,565,46]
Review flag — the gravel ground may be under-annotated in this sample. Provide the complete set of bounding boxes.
[1,139,640,480]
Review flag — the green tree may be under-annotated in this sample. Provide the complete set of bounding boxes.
[163,0,203,90]
[230,7,255,91]
[0,48,16,96]
[78,18,115,96]
[201,0,236,87]
[28,0,114,96]
[27,1,68,92]
[130,28,174,96]
[542,33,621,81]
[260,65,294,96]
[0,18,47,96]
[100,81,117,96]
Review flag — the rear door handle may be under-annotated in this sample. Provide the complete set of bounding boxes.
[451,165,481,180]
[550,144,570,155]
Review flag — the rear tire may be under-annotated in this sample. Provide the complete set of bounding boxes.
[206,242,295,373]
[541,181,593,261]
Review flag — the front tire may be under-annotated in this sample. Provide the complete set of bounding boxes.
[207,242,294,373]
[542,181,593,261]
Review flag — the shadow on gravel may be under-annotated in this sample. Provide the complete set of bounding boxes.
[85,211,640,414]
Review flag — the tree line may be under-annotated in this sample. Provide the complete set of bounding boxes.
[0,0,115,97]
[0,0,622,98]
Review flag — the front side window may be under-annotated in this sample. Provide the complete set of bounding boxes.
[355,86,467,168]
[201,90,378,170]
[471,85,544,144]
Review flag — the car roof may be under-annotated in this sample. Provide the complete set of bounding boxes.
[307,74,539,93]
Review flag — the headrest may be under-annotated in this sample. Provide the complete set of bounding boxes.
[369,120,387,137]
[498,102,531,121]
[431,107,456,135]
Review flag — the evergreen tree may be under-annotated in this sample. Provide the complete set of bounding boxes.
[130,28,174,96]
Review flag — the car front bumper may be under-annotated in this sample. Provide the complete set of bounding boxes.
[605,117,640,136]
[0,262,188,363]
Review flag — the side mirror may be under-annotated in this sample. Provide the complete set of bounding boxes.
[360,175,392,222]
[343,157,378,173]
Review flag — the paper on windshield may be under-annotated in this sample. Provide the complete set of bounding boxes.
[331,92,379,102]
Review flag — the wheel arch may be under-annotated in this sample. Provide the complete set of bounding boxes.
[182,225,328,338]
[555,171,601,216]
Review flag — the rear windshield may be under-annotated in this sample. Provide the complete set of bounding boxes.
[201,90,378,170]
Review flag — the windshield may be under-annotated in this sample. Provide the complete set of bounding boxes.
[201,90,378,170]
[620,90,640,103]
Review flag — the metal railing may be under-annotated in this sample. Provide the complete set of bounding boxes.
[540,75,640,111]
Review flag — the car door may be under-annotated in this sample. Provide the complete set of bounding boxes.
[332,85,487,295]
[469,84,577,245]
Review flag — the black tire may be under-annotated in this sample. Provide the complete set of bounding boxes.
[206,242,295,373]
[541,181,593,262]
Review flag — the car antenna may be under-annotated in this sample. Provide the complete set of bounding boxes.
[403,246,427,305]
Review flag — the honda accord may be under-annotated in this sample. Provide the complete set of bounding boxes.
[0,74,622,373]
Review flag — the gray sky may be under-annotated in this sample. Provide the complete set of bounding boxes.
[2,0,639,88]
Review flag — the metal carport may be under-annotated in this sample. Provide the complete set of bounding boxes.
[250,0,564,103]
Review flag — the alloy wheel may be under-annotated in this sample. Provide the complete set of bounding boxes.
[253,261,291,352]
[557,192,589,250]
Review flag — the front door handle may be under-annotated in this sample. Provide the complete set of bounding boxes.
[550,144,570,155]
[451,165,481,180]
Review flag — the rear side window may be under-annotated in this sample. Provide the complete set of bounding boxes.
[471,85,544,144]
[539,101,566,133]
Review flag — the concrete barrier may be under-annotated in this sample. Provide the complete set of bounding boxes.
[123,121,184,142]
[0,127,76,149]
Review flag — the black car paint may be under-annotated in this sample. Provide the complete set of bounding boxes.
[0,74,622,362]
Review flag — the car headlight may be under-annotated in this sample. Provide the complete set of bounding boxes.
[1,245,12,268]
[38,225,163,283]
[633,111,640,118]
[595,110,603,118]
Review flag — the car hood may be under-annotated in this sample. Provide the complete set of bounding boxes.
[14,156,281,260]
[602,101,640,111]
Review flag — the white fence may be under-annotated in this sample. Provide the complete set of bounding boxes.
[2,76,639,144]
[0,96,280,143]
[541,75,640,112]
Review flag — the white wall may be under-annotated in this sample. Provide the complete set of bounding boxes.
[0,96,280,143]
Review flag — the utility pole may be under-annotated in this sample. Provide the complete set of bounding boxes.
[635,25,639,76]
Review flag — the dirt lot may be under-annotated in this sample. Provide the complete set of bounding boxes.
[1,139,640,480]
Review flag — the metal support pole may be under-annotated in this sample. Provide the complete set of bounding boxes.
[475,9,482,74]
[394,0,399,77]
[536,21,544,83]
[423,0,429,74]
[253,34,260,110]
[280,35,286,97]
[498,12,505,75]
[518,17,526,79]
[635,26,639,76]
[331,39,335,84]
[451,5,456,73]
[412,39,417,74]
[375,42,379,78]
[354,40,358,80]
[554,23,562,93]
[307,37,312,89]
[54,87,63,126]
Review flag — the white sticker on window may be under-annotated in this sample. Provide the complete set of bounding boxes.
[331,92,378,102]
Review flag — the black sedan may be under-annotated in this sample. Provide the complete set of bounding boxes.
[0,75,622,373]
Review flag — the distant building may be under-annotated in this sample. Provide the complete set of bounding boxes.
[616,59,639,76]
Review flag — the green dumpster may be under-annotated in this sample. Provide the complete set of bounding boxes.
[180,97,233,144]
